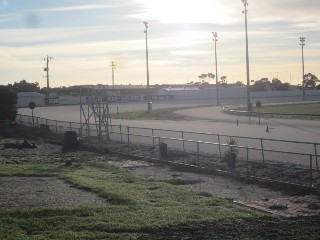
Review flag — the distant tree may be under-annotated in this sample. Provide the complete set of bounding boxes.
[251,78,271,91]
[303,73,319,89]
[251,78,290,91]
[234,81,244,86]
[196,73,214,86]
[207,73,215,81]
[220,76,227,87]
[0,86,17,122]
[9,80,40,92]
[271,78,290,91]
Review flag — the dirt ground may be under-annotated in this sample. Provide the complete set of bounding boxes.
[0,177,107,208]
[0,137,320,218]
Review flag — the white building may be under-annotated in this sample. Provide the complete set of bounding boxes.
[17,92,45,108]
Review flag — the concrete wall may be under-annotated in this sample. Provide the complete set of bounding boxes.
[164,87,320,101]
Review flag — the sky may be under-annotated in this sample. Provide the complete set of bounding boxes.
[0,0,319,88]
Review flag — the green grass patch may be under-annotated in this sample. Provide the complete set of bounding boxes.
[237,103,320,119]
[1,139,319,239]
[0,151,263,239]
[257,103,320,115]
[110,105,213,120]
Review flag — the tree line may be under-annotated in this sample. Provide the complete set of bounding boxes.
[188,72,319,91]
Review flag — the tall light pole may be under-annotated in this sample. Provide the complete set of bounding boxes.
[241,0,251,112]
[110,61,117,90]
[43,55,53,105]
[143,21,151,113]
[212,32,219,106]
[300,37,306,101]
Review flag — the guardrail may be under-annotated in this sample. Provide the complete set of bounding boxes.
[15,113,320,189]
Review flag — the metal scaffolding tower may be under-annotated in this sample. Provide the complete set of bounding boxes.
[79,85,111,146]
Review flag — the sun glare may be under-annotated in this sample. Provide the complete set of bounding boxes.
[134,0,235,25]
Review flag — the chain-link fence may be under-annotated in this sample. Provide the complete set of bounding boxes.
[16,114,320,189]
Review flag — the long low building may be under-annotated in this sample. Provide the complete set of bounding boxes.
[17,92,45,107]
[16,86,320,107]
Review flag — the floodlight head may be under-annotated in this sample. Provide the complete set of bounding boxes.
[143,21,148,28]
[241,0,248,5]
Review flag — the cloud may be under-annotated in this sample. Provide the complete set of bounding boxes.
[33,4,113,13]
[1,0,9,9]
[132,0,237,24]
[0,13,14,22]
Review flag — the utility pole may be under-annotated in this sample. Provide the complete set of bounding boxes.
[241,0,251,112]
[212,32,219,106]
[110,61,117,90]
[43,55,53,104]
[300,37,306,101]
[143,21,151,113]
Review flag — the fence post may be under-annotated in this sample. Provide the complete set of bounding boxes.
[36,117,39,127]
[120,124,123,143]
[197,141,200,166]
[127,127,130,154]
[246,147,249,179]
[46,119,48,126]
[217,134,222,159]
[159,137,161,161]
[69,122,72,131]
[182,131,185,152]
[314,144,318,170]
[55,121,58,134]
[88,123,91,140]
[310,155,313,188]
[260,138,265,164]
[152,128,155,146]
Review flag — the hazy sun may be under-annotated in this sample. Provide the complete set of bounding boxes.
[135,0,235,24]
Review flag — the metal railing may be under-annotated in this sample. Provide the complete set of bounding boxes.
[15,114,320,189]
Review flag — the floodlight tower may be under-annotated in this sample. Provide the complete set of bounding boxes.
[110,61,117,90]
[213,32,219,106]
[300,37,306,101]
[241,0,251,112]
[143,21,151,113]
[43,55,53,104]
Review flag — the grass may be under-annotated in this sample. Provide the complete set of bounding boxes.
[109,105,213,120]
[269,204,288,211]
[254,103,320,119]
[0,142,261,239]
[0,138,320,239]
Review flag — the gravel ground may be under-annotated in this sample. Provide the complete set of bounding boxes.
[0,177,107,208]
[108,160,284,201]
[1,138,318,217]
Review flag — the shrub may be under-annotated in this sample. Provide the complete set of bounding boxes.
[224,138,238,169]
[62,131,79,151]
[159,141,167,159]
[0,86,17,122]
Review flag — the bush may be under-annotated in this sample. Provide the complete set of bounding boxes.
[62,131,79,151]
[159,141,167,159]
[0,86,17,122]
[224,138,238,169]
